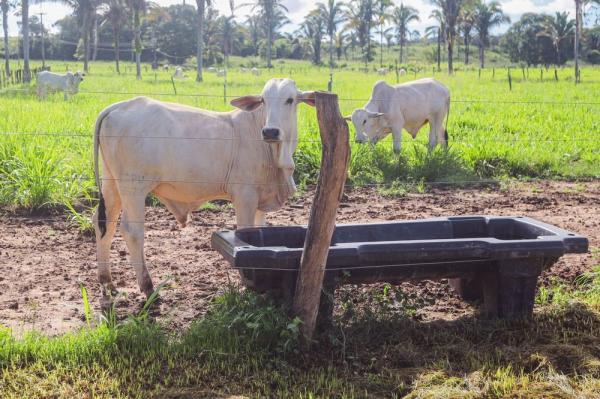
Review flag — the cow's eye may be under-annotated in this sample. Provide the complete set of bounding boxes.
[286,98,293,105]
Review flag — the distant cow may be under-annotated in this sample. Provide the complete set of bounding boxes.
[207,67,217,73]
[399,68,407,76]
[172,67,186,79]
[240,67,249,73]
[348,78,450,153]
[377,68,388,75]
[251,67,261,76]
[93,78,316,303]
[163,64,170,71]
[217,69,226,77]
[37,71,85,100]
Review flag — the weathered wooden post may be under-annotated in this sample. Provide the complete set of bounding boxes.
[292,91,350,346]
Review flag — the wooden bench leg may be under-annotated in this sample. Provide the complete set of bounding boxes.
[497,259,543,319]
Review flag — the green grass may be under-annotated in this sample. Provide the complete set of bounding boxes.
[2,278,600,398]
[0,60,598,210]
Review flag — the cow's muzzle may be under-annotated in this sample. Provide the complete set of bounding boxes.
[262,128,281,142]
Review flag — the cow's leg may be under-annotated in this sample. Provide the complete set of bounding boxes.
[428,119,440,150]
[435,113,448,148]
[254,210,267,226]
[233,191,259,229]
[120,193,154,298]
[93,177,121,308]
[392,127,403,154]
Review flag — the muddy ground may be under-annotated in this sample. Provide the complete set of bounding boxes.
[0,181,598,336]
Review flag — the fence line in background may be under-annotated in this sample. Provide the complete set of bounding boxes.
[0,131,596,144]
[2,87,600,107]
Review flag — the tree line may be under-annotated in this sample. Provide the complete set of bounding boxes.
[1,0,599,83]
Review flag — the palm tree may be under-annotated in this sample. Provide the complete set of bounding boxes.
[101,0,127,74]
[316,0,346,68]
[392,3,419,64]
[195,0,210,81]
[375,0,391,67]
[1,0,13,77]
[246,0,288,68]
[459,1,476,64]
[58,0,101,74]
[300,9,325,65]
[347,0,375,66]
[430,0,464,74]
[125,0,151,80]
[219,0,237,68]
[244,13,260,56]
[539,11,575,66]
[427,9,445,71]
[473,0,509,68]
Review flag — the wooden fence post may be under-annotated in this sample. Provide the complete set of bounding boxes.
[292,91,350,346]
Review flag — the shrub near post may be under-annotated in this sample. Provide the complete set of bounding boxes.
[292,91,350,346]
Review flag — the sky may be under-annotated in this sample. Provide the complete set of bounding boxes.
[2,0,581,37]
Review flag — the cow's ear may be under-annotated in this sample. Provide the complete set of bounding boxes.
[230,95,263,112]
[297,91,316,107]
[367,111,385,119]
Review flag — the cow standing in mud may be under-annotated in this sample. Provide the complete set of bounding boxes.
[93,78,315,304]
[349,78,450,153]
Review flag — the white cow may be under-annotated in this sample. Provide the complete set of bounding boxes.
[251,67,261,76]
[240,67,249,73]
[348,78,450,153]
[399,68,407,76]
[172,67,186,79]
[37,71,85,100]
[163,64,170,71]
[93,78,315,302]
[217,69,226,77]
[207,67,217,73]
[377,68,388,75]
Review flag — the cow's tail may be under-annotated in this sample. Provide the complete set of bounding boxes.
[444,95,451,143]
[94,103,121,238]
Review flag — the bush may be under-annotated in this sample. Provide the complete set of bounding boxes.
[587,50,600,65]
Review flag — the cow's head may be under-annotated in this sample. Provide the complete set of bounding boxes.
[231,78,315,171]
[348,108,386,144]
[67,71,85,93]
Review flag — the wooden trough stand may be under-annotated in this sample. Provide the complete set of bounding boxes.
[211,93,589,346]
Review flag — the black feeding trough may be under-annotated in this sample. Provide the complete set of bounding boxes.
[211,216,588,320]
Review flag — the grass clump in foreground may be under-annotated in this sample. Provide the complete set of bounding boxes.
[2,273,600,399]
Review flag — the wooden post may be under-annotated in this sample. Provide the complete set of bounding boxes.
[508,68,512,91]
[292,91,350,346]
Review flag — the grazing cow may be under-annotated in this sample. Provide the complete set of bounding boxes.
[377,68,388,75]
[163,64,170,71]
[93,78,316,302]
[251,67,261,76]
[348,78,450,153]
[399,68,407,76]
[172,67,186,79]
[37,71,85,100]
[217,69,226,77]
[207,67,217,73]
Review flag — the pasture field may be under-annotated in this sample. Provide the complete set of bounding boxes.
[0,60,598,210]
[0,60,599,398]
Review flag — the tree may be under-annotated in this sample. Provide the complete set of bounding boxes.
[57,0,100,73]
[539,11,575,66]
[430,0,464,74]
[474,0,509,68]
[101,0,128,73]
[126,0,152,79]
[246,0,288,68]
[501,13,554,66]
[316,0,346,68]
[1,0,13,77]
[459,0,476,64]
[244,13,260,56]
[346,0,375,66]
[300,9,325,65]
[374,0,392,67]
[195,0,209,81]
[218,0,236,67]
[392,2,419,64]
[427,9,445,71]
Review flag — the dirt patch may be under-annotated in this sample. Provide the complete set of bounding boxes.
[0,181,598,335]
